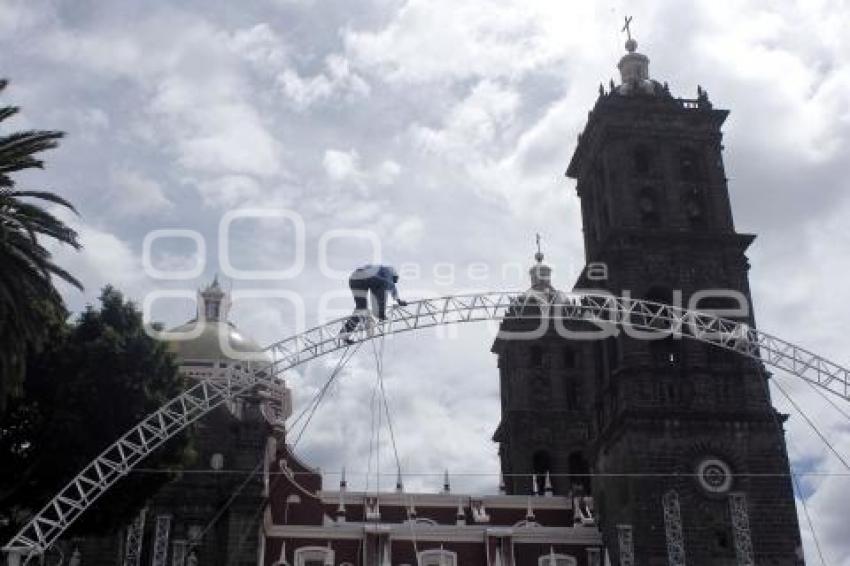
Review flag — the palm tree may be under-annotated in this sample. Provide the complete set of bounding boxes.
[0,79,82,412]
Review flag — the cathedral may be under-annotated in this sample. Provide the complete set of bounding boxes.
[70,30,804,566]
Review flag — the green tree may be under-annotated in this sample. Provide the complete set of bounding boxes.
[0,287,193,540]
[0,79,82,412]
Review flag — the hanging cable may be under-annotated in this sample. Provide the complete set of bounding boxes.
[788,464,828,566]
[406,495,420,563]
[803,377,850,423]
[202,344,363,563]
[365,366,380,494]
[290,343,361,448]
[763,373,832,564]
[374,333,403,483]
[773,376,850,471]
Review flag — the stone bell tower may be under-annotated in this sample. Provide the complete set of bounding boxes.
[492,244,595,500]
[563,27,804,565]
[493,24,804,566]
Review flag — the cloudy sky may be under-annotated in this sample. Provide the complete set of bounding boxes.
[3,0,850,562]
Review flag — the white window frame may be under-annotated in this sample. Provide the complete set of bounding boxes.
[538,554,577,566]
[418,549,457,566]
[294,546,334,566]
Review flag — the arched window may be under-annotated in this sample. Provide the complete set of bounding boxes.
[538,552,577,566]
[294,547,333,566]
[418,549,457,566]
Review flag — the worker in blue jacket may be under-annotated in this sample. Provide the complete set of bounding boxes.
[340,264,408,341]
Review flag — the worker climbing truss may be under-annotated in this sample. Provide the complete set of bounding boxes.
[4,290,850,562]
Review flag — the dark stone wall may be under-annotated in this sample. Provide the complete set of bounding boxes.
[497,88,804,565]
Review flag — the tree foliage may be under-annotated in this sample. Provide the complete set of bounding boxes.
[0,287,194,541]
[0,78,82,412]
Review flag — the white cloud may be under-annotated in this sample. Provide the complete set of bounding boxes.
[323,148,361,182]
[344,0,600,83]
[279,54,370,110]
[194,174,264,208]
[411,80,520,155]
[322,148,401,194]
[45,209,146,307]
[390,216,424,248]
[110,168,174,216]
[228,23,288,70]
[150,75,285,179]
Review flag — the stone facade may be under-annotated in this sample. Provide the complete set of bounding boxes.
[493,39,804,565]
[261,439,603,566]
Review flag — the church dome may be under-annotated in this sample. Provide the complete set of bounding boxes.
[168,319,267,362]
[167,277,269,363]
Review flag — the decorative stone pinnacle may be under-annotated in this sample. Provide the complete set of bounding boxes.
[535,233,544,263]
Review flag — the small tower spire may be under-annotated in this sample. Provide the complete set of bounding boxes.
[535,233,544,263]
[443,470,451,493]
[336,483,346,522]
[199,275,228,322]
[529,234,553,292]
[525,497,536,522]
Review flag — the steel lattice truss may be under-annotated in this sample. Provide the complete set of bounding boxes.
[4,291,850,561]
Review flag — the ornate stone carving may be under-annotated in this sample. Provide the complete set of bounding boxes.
[123,508,147,566]
[617,524,635,566]
[151,515,172,566]
[171,541,187,566]
[729,493,755,566]
[662,490,686,566]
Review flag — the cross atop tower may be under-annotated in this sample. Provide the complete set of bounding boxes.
[621,16,633,41]
[621,16,638,53]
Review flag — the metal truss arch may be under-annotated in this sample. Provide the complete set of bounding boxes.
[5,290,850,561]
